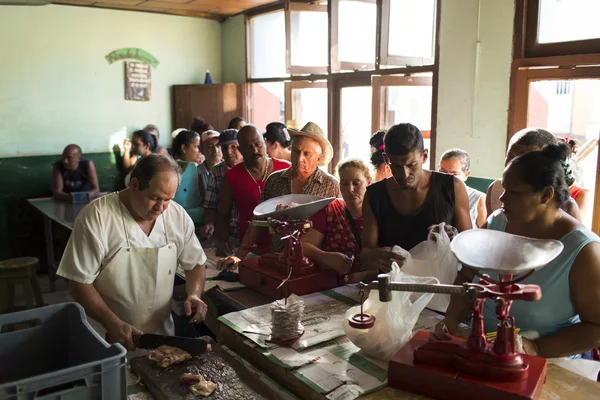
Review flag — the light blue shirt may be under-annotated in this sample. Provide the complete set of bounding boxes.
[482,209,600,335]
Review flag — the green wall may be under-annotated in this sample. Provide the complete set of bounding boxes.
[0,5,222,155]
[221,15,247,84]
[0,4,223,260]
[0,152,125,261]
[466,176,493,194]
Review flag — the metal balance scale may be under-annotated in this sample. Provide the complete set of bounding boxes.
[238,194,340,301]
[349,229,565,400]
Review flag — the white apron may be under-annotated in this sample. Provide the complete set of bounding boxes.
[90,202,178,357]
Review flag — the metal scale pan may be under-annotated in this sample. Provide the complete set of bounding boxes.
[253,194,336,221]
[450,229,564,275]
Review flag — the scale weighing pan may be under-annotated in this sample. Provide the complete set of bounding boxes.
[253,194,336,220]
[450,229,564,275]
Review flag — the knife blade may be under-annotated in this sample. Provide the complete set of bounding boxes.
[135,334,209,355]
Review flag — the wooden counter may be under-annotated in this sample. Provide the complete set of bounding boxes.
[202,287,271,339]
[219,322,600,400]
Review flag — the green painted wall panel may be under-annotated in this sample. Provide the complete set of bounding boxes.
[465,176,493,194]
[0,152,125,261]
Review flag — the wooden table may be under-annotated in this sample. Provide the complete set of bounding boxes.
[26,197,81,291]
[219,322,600,400]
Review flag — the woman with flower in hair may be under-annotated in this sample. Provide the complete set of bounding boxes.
[369,130,392,182]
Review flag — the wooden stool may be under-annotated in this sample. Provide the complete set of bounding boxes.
[0,257,44,314]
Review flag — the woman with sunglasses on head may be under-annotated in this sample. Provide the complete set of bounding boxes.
[441,142,600,358]
[486,128,581,221]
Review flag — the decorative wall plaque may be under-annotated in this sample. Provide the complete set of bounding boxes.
[125,61,151,101]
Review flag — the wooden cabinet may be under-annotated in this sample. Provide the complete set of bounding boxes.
[172,84,247,132]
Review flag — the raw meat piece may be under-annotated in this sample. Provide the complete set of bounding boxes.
[180,373,217,397]
[180,373,201,386]
[275,202,299,211]
[148,345,191,368]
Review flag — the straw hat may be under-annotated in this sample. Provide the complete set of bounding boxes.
[286,120,300,130]
[288,122,333,167]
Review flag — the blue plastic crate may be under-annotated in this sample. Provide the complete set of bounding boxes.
[0,303,127,400]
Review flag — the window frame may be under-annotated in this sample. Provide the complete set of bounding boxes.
[330,0,378,73]
[246,7,289,80]
[284,81,329,125]
[525,0,600,58]
[510,66,600,233]
[330,76,373,167]
[371,75,433,132]
[510,0,600,233]
[286,1,329,75]
[379,0,437,67]
[244,0,442,172]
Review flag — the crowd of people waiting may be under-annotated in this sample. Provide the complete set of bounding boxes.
[51,117,600,359]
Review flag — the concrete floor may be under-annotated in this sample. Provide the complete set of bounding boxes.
[6,273,73,312]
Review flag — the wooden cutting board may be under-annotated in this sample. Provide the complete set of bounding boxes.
[130,337,275,400]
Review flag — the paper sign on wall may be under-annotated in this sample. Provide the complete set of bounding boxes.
[125,61,151,101]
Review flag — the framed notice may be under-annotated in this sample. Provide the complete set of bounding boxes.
[125,61,151,101]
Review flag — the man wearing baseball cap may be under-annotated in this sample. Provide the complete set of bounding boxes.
[199,129,243,248]
[197,130,222,198]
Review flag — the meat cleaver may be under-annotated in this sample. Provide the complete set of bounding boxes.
[134,334,209,355]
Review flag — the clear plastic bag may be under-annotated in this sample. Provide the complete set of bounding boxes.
[393,223,459,312]
[343,264,439,361]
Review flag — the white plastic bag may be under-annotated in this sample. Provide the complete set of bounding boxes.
[393,223,459,312]
[343,264,439,361]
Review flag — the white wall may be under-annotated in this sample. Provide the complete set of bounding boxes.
[437,0,514,179]
[0,5,222,156]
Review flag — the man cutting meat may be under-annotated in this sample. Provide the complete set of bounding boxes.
[57,155,208,353]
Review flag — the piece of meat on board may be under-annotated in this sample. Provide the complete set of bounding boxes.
[180,373,217,397]
[148,345,191,368]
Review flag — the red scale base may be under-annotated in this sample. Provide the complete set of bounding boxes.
[238,257,339,301]
[389,331,548,400]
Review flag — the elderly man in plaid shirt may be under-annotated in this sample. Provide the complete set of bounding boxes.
[199,129,243,252]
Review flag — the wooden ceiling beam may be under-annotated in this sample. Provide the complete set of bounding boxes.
[52,0,278,19]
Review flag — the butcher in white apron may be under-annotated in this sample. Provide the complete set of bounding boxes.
[57,155,208,355]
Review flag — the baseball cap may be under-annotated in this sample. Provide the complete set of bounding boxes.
[201,130,220,144]
[219,129,239,146]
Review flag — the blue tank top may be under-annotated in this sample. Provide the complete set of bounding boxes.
[54,158,91,193]
[482,209,600,335]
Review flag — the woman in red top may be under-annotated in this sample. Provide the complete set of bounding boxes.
[303,159,378,284]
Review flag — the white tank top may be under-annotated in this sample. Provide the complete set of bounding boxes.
[466,186,484,227]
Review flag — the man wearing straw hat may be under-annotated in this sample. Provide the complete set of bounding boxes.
[218,122,340,268]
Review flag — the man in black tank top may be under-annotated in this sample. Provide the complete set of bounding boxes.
[361,123,472,272]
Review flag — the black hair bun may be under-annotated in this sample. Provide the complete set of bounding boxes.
[541,142,570,162]
[369,130,386,150]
